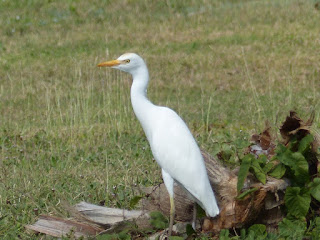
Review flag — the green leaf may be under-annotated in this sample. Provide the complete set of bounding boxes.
[236,188,258,200]
[97,230,131,240]
[219,229,231,240]
[149,211,168,230]
[251,160,266,184]
[263,162,274,174]
[275,145,309,184]
[248,224,267,240]
[309,178,320,201]
[291,152,310,184]
[118,231,131,240]
[310,217,320,239]
[186,224,196,236]
[278,218,307,239]
[275,144,288,156]
[240,228,246,240]
[196,203,206,218]
[285,187,311,218]
[298,134,314,154]
[169,237,184,240]
[257,154,268,165]
[129,195,143,209]
[269,163,286,179]
[248,224,266,235]
[276,146,294,167]
[237,154,253,192]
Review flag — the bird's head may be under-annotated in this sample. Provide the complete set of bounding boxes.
[97,53,145,75]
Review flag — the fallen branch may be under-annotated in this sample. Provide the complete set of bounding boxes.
[25,215,102,238]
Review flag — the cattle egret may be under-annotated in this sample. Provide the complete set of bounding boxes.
[98,53,219,236]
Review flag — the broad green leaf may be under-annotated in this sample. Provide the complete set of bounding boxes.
[275,145,309,184]
[291,152,310,184]
[298,134,314,154]
[263,162,274,174]
[246,231,256,240]
[251,160,266,184]
[248,224,267,239]
[276,146,294,167]
[240,228,246,240]
[236,188,258,200]
[269,163,286,179]
[219,229,230,240]
[257,154,268,165]
[237,154,253,192]
[275,144,288,156]
[278,218,307,239]
[309,178,320,201]
[285,187,311,218]
[248,224,266,235]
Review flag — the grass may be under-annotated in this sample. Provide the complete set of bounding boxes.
[0,0,320,238]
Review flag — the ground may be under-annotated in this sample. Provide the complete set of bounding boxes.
[0,0,320,238]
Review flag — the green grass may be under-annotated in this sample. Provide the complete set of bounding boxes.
[0,0,320,238]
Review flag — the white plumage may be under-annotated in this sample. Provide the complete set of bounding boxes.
[98,53,219,235]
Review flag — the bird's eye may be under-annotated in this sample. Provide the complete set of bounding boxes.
[125,59,130,63]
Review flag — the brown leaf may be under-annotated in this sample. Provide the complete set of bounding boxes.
[249,122,275,158]
[280,111,313,144]
[260,126,272,150]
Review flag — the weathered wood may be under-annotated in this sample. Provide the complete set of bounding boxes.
[25,215,102,238]
[26,205,152,238]
[75,201,150,226]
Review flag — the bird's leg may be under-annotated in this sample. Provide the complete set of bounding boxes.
[192,202,197,230]
[168,196,175,236]
[161,169,175,236]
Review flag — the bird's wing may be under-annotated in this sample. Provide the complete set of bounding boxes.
[149,107,210,201]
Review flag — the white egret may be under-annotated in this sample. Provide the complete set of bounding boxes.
[98,53,219,236]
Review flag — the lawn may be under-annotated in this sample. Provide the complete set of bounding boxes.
[0,0,320,238]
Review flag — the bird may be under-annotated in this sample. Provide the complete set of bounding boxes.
[98,53,219,236]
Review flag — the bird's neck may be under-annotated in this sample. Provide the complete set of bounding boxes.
[130,67,149,100]
[130,66,155,139]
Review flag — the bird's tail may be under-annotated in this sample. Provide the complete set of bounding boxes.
[202,187,219,217]
[206,198,219,217]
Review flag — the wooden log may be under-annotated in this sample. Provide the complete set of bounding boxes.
[26,204,152,238]
[75,201,150,226]
[25,215,102,238]
[140,151,289,232]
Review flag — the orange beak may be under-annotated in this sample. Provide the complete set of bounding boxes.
[97,59,121,67]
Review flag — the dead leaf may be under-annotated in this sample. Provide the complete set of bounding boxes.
[249,122,275,158]
[280,111,314,144]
